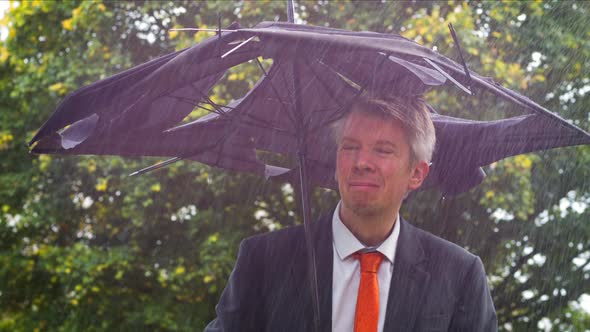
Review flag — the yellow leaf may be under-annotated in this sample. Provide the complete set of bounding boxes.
[72,6,82,19]
[417,25,427,36]
[87,159,96,173]
[532,74,545,83]
[38,155,52,172]
[515,155,533,170]
[175,266,185,275]
[228,73,239,81]
[508,63,522,76]
[97,3,106,12]
[0,46,9,63]
[0,131,14,150]
[95,179,108,192]
[203,275,214,283]
[49,82,67,95]
[150,183,161,192]
[209,233,218,243]
[168,29,178,40]
[401,30,416,39]
[61,18,73,31]
[49,82,63,91]
[522,158,532,169]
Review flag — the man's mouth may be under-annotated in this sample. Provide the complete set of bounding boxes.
[348,181,379,188]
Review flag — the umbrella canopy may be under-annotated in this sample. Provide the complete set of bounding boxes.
[29,21,590,331]
[30,21,590,196]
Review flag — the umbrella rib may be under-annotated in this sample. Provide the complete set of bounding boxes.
[129,146,276,178]
[168,86,236,114]
[195,90,228,117]
[448,23,474,94]
[307,84,366,133]
[254,58,297,127]
[187,76,288,133]
[221,36,256,59]
[316,59,363,92]
[194,103,221,115]
[278,61,301,128]
[168,94,203,108]
[306,51,390,132]
[127,140,224,176]
[423,58,473,95]
[129,157,183,176]
[304,57,342,105]
[239,116,294,135]
[169,28,236,33]
[470,75,590,138]
[254,57,269,76]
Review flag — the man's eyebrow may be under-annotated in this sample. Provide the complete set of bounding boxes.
[375,140,398,147]
[339,137,358,143]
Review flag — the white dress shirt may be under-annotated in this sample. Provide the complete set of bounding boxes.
[331,201,400,332]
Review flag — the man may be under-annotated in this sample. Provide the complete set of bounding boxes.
[205,93,497,331]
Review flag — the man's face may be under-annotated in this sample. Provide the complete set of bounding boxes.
[335,111,427,218]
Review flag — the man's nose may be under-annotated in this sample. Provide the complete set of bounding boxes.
[353,149,375,172]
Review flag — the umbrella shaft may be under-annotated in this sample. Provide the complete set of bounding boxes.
[287,0,295,23]
[297,151,321,332]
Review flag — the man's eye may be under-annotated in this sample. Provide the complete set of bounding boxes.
[375,148,394,154]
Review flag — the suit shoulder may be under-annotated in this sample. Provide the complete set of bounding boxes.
[242,213,331,249]
[241,224,306,251]
[406,221,477,264]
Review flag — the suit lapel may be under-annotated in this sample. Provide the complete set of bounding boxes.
[283,213,333,332]
[383,219,430,331]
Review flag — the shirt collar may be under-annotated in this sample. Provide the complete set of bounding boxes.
[332,201,400,264]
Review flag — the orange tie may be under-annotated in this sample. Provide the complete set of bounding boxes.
[354,251,384,332]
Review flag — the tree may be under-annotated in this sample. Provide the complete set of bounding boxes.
[0,1,588,331]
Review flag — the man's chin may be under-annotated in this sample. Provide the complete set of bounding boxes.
[347,202,381,217]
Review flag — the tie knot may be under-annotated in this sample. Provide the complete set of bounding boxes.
[355,251,384,273]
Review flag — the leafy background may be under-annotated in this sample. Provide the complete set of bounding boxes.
[1,1,589,331]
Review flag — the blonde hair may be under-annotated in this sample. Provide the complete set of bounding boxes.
[332,93,436,164]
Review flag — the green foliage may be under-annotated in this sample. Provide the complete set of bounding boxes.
[1,1,589,331]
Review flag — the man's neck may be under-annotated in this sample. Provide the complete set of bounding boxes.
[339,204,398,247]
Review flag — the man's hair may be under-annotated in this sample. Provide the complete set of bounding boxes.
[332,92,436,164]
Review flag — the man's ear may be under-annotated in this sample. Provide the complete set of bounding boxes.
[408,160,430,191]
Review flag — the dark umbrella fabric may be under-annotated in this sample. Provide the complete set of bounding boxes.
[29,21,590,331]
[30,21,590,196]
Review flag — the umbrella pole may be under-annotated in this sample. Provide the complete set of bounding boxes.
[287,0,295,23]
[291,57,321,331]
[296,151,321,332]
[286,2,319,329]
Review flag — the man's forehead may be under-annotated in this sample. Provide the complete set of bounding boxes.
[343,110,403,130]
[341,111,406,142]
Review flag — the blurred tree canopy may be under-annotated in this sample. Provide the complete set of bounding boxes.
[1,1,589,331]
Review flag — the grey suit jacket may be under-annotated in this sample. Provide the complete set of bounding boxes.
[205,213,497,331]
